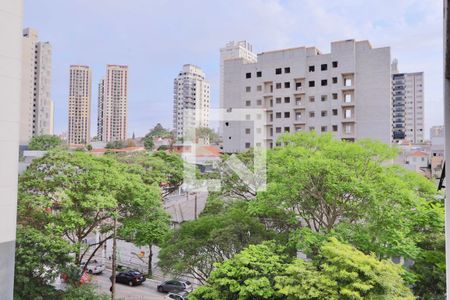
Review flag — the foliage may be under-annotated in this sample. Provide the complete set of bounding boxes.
[63,284,109,300]
[190,238,414,300]
[189,241,287,300]
[105,140,126,149]
[195,127,220,144]
[159,201,272,283]
[18,150,163,266]
[115,150,184,198]
[28,134,62,151]
[142,123,172,150]
[14,225,73,300]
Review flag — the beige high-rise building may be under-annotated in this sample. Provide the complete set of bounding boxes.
[20,27,54,145]
[391,60,424,143]
[68,65,92,145]
[97,65,128,142]
[222,39,392,152]
[173,64,210,140]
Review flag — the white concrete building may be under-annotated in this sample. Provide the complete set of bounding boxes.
[20,27,54,145]
[391,60,424,143]
[68,65,92,145]
[0,0,23,298]
[173,64,210,140]
[222,39,392,152]
[97,65,128,142]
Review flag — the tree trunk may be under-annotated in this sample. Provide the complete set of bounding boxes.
[147,244,153,278]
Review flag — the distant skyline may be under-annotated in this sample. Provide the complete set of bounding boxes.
[24,0,442,138]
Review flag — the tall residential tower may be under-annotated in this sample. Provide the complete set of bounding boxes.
[222,39,392,152]
[391,60,424,143]
[173,64,210,140]
[20,28,54,145]
[68,65,92,145]
[97,65,128,142]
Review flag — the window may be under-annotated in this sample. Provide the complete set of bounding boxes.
[332,77,338,84]
[332,61,338,68]
[321,110,327,117]
[257,113,262,120]
[275,68,282,74]
[345,94,352,103]
[332,125,338,132]
[309,81,315,87]
[245,100,251,106]
[276,97,282,104]
[321,126,327,132]
[309,96,315,102]
[309,65,315,72]
[284,112,290,118]
[332,109,338,116]
[332,93,338,100]
[257,85,262,91]
[256,142,261,147]
[245,114,251,120]
[284,127,290,132]
[246,72,251,79]
[309,111,315,118]
[256,99,262,105]
[345,109,352,119]
[256,128,262,134]
[345,124,352,134]
[245,128,251,134]
[225,122,229,126]
[284,82,290,88]
[321,64,328,71]
[284,67,291,73]
[276,83,282,89]
[344,78,352,87]
[295,82,302,89]
[321,95,327,102]
[284,97,290,103]
[309,126,315,131]
[257,71,262,77]
[245,86,251,92]
[321,79,327,86]
[245,142,251,148]
[276,112,282,118]
[276,127,282,133]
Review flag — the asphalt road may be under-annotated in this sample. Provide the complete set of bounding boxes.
[91,270,166,300]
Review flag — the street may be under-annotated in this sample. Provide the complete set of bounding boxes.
[91,270,165,300]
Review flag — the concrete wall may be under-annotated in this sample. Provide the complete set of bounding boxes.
[0,0,23,298]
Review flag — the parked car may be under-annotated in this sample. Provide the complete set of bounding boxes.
[157,280,193,293]
[165,291,189,300]
[80,260,105,274]
[113,270,146,286]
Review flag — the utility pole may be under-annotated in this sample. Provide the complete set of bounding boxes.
[110,215,117,300]
[194,192,198,220]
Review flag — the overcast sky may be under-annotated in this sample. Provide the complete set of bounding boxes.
[24,0,443,138]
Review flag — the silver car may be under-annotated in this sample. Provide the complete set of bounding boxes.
[158,280,193,293]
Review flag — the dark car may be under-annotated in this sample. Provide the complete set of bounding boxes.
[157,279,193,293]
[113,270,146,286]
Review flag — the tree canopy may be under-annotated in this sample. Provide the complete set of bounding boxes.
[28,134,62,150]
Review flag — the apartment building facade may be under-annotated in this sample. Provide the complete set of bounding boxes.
[68,65,92,145]
[391,60,424,143]
[173,64,210,140]
[222,39,392,152]
[20,27,54,145]
[97,65,128,142]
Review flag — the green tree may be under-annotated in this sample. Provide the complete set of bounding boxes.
[190,239,414,300]
[18,150,163,266]
[14,225,73,300]
[115,150,184,198]
[28,134,62,150]
[195,127,219,144]
[159,201,272,283]
[189,241,287,300]
[141,123,172,150]
[105,140,126,149]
